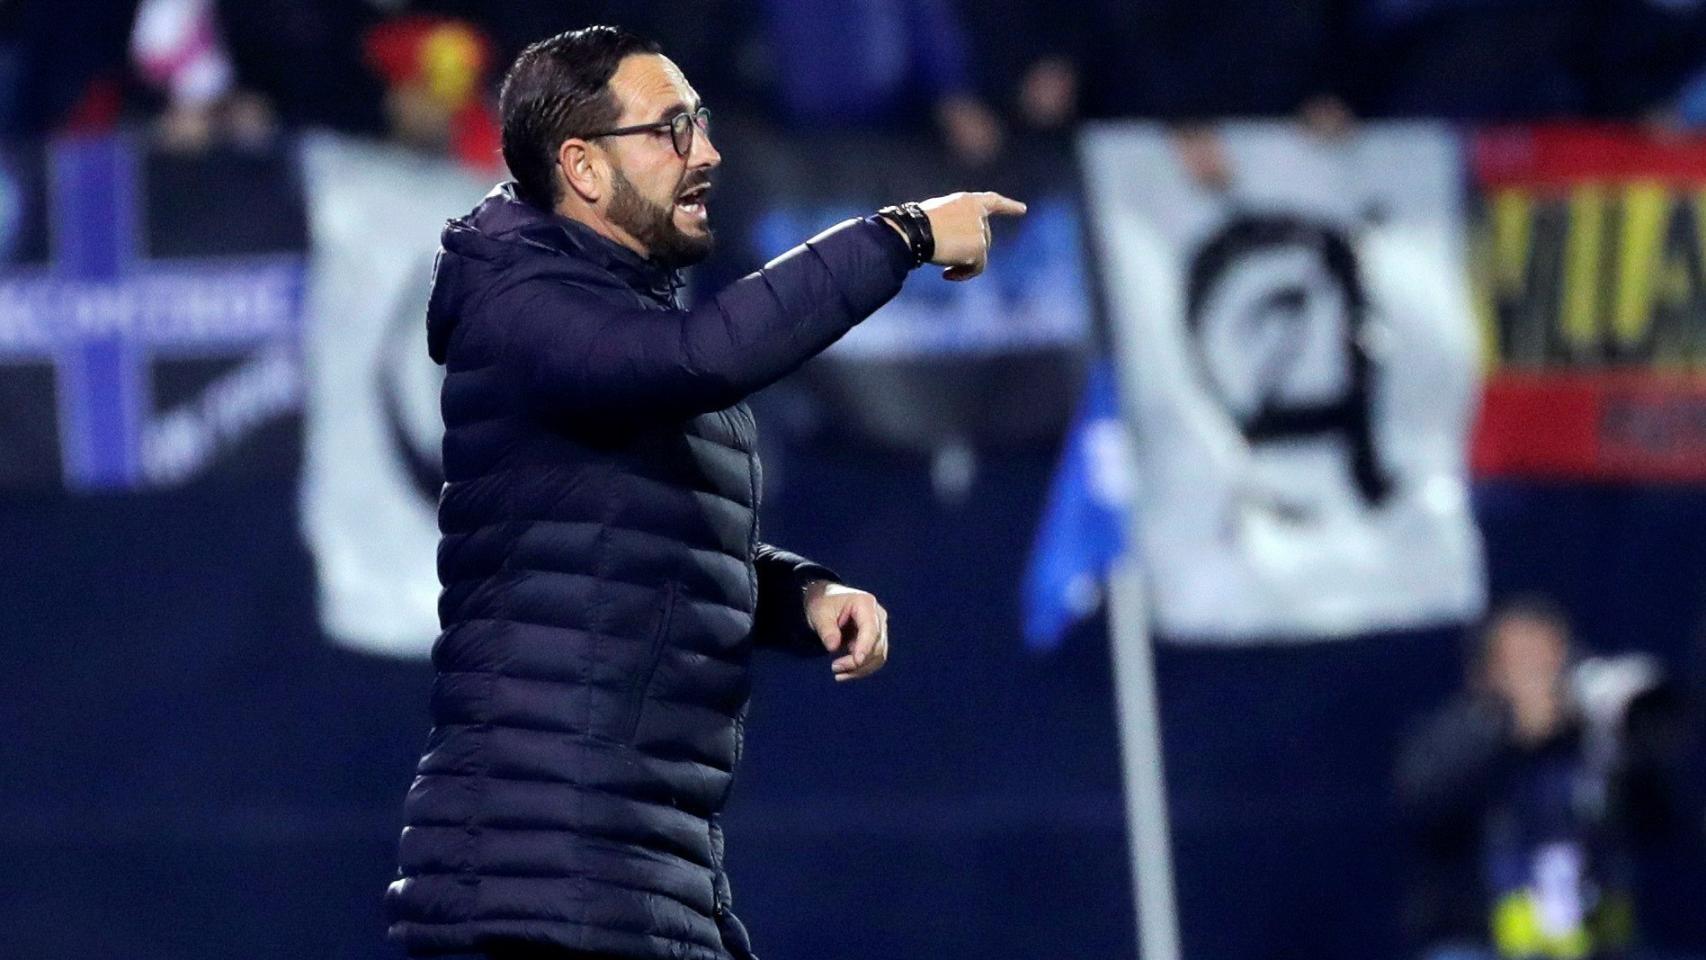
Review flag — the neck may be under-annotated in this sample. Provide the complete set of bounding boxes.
[554,196,651,261]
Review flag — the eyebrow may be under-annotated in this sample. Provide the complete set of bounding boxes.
[652,100,698,123]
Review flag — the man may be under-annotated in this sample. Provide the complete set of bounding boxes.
[384,25,1025,960]
[1396,599,1681,960]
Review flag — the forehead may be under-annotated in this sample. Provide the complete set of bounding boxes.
[608,53,696,123]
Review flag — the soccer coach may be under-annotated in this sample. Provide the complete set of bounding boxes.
[386,24,1025,960]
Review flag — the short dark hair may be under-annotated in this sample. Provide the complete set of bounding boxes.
[498,26,662,209]
[1487,595,1571,642]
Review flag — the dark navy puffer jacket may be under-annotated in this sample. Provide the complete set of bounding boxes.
[387,184,911,959]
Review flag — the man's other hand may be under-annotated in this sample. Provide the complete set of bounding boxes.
[920,191,1027,281]
[804,581,889,682]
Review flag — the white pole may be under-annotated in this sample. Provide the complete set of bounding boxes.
[1107,553,1182,960]
[1079,116,1184,960]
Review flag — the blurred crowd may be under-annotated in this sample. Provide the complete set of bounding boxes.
[5,0,1706,168]
[5,6,1706,960]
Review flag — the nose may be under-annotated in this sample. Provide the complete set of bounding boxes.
[689,124,720,171]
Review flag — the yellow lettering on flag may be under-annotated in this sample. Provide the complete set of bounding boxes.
[1612,183,1665,350]
[1481,190,1533,369]
[1562,186,1606,358]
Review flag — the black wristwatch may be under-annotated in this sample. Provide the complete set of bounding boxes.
[876,202,934,267]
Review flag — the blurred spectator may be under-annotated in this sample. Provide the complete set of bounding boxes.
[247,3,773,139]
[1076,0,1362,120]
[214,3,654,140]
[614,0,775,122]
[1342,0,1706,122]
[2,0,140,135]
[418,0,612,63]
[1169,124,1234,191]
[214,0,387,134]
[757,0,1004,165]
[1585,0,1706,121]
[1631,618,1706,956]
[419,1,770,118]
[1665,68,1706,126]
[1361,0,1591,119]
[363,14,502,171]
[960,0,1090,133]
[0,2,25,136]
[131,0,275,150]
[1397,598,1688,960]
[1618,0,1706,130]
[132,0,235,126]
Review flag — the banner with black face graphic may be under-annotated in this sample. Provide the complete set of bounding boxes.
[1080,122,1485,642]
[299,134,488,658]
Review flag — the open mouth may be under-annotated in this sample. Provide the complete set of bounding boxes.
[675,183,710,217]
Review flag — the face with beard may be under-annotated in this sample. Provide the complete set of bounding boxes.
[589,54,721,269]
[607,161,714,269]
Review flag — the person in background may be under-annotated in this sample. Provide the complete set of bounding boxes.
[1360,0,1592,120]
[1397,598,1686,960]
[1585,0,1706,123]
[1357,0,1706,123]
[1609,0,1706,129]
[0,0,139,136]
[213,0,387,134]
[1056,0,1360,194]
[131,0,275,150]
[1662,69,1706,126]
[427,0,773,121]
[1628,618,1706,958]
[959,0,1090,134]
[1074,0,1361,121]
[363,14,502,172]
[756,0,1004,165]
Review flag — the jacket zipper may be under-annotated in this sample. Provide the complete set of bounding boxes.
[620,582,678,744]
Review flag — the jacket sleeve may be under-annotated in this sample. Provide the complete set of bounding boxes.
[751,542,841,657]
[497,216,910,422]
[1394,700,1512,833]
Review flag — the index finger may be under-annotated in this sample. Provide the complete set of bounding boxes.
[979,193,1028,217]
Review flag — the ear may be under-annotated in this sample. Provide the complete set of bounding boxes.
[556,139,602,204]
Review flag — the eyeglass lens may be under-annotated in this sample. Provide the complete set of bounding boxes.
[671,110,710,156]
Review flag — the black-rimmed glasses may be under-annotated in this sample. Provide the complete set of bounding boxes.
[585,107,711,157]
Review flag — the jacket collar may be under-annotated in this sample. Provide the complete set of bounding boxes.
[489,182,684,306]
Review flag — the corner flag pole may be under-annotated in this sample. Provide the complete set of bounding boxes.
[1107,555,1182,960]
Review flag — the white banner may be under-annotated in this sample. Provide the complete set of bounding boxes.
[1080,122,1485,642]
[300,134,487,658]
